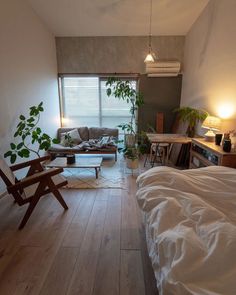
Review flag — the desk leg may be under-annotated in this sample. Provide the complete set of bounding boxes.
[95,168,98,179]
[166,145,170,164]
[162,147,166,165]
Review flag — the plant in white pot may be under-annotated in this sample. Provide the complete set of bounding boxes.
[123,146,139,170]
[106,77,144,147]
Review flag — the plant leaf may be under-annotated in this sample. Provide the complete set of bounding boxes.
[10,143,16,150]
[17,142,24,150]
[10,154,17,164]
[27,117,35,123]
[4,151,12,158]
[52,138,59,144]
[36,127,41,134]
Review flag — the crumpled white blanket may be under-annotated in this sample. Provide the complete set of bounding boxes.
[136,166,236,295]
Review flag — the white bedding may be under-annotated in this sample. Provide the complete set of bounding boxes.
[136,166,236,295]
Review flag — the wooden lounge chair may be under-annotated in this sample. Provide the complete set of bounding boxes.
[0,155,68,229]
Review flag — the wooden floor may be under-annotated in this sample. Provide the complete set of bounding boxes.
[0,173,158,294]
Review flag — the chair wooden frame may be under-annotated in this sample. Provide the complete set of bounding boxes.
[0,156,68,229]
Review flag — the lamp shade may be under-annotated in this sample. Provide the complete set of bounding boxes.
[144,52,155,63]
[202,116,221,131]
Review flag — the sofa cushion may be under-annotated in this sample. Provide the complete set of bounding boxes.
[89,127,118,140]
[60,129,82,146]
[58,127,89,141]
[48,143,83,153]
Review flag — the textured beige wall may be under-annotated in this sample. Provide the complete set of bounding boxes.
[56,36,185,74]
[181,0,236,132]
[0,0,60,158]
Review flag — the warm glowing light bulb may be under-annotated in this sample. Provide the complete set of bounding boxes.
[217,103,235,119]
[144,53,155,63]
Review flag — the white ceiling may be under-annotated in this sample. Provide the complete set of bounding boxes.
[27,0,209,37]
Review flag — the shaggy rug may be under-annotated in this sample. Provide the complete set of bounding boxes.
[61,155,127,189]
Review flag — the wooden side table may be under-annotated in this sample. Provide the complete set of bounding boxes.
[190,138,236,168]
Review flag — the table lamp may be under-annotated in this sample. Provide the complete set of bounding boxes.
[202,116,221,142]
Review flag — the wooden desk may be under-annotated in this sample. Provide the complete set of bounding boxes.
[146,133,192,165]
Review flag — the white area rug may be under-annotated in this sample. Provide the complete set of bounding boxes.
[62,155,127,189]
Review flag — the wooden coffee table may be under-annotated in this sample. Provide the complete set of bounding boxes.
[44,156,103,179]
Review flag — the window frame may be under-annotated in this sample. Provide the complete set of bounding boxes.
[58,74,140,129]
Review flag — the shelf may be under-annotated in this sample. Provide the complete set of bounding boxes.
[190,138,236,169]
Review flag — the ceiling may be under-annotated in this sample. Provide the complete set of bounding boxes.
[27,0,209,37]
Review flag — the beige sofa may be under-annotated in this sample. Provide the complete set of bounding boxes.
[48,127,118,160]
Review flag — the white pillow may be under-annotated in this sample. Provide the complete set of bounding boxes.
[99,136,111,146]
[60,129,82,147]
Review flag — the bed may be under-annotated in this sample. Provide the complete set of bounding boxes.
[136,166,236,295]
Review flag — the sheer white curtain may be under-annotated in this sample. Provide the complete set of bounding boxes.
[61,76,137,133]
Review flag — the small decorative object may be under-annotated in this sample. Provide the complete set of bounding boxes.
[67,154,75,164]
[202,116,221,142]
[222,133,230,145]
[223,139,231,152]
[215,134,223,145]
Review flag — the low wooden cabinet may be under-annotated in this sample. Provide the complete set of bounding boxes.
[189,138,236,169]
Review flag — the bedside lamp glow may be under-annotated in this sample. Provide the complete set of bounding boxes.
[217,103,235,119]
[202,116,221,142]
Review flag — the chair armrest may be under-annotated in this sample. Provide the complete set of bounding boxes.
[7,167,63,193]
[10,156,51,171]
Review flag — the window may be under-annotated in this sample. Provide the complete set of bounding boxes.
[60,76,137,133]
[61,77,99,127]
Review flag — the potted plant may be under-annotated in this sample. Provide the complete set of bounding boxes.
[106,77,144,147]
[118,133,150,170]
[174,106,208,138]
[4,102,58,163]
[123,146,139,170]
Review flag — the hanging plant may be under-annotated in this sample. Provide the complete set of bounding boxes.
[4,102,58,163]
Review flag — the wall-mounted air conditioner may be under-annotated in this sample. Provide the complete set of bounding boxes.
[146,60,181,77]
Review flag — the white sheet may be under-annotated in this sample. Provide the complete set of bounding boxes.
[136,166,236,295]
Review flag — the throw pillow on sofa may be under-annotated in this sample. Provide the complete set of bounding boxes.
[97,136,116,148]
[60,129,82,147]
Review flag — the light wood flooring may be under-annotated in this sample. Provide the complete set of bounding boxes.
[0,173,158,295]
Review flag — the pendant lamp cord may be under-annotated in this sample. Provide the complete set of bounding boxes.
[148,0,153,51]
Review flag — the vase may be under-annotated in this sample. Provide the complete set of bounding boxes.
[67,154,75,164]
[223,140,231,152]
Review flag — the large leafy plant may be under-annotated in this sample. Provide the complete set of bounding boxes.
[106,77,144,134]
[123,146,139,160]
[4,102,58,163]
[174,106,208,137]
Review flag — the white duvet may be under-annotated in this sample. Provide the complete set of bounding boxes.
[136,166,236,295]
